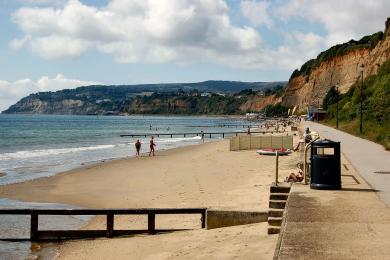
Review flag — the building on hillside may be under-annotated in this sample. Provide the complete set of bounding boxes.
[307,107,327,121]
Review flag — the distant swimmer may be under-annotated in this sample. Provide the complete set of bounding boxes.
[149,136,156,156]
[135,140,141,157]
[200,130,205,143]
[149,125,152,130]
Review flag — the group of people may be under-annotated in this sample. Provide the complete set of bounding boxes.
[134,130,205,157]
[134,136,156,157]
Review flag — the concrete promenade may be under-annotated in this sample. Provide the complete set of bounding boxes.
[275,154,390,259]
[303,121,390,206]
[274,122,390,259]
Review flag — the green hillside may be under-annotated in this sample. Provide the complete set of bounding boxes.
[3,81,286,115]
[324,59,390,149]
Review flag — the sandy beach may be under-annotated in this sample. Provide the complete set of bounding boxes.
[0,137,300,259]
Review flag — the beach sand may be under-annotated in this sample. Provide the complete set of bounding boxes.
[0,138,300,259]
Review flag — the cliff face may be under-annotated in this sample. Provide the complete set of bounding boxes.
[283,18,390,110]
[240,94,281,111]
[5,96,120,115]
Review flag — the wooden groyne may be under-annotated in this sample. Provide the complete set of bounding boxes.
[0,208,207,241]
[185,124,263,128]
[120,130,281,139]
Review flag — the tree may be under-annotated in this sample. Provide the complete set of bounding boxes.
[323,86,340,110]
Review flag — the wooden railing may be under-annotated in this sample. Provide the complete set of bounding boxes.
[0,208,207,241]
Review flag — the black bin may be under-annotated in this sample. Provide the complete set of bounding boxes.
[310,139,341,190]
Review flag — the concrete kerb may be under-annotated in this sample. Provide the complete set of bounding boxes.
[206,210,268,229]
[272,183,294,260]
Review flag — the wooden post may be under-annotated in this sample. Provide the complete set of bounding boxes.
[148,213,156,234]
[184,134,186,137]
[106,213,114,238]
[201,211,206,228]
[30,212,39,241]
[209,133,211,138]
[222,133,225,138]
[275,151,279,186]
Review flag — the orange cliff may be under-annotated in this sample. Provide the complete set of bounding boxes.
[282,18,390,111]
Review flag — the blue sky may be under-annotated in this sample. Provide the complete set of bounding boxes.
[0,0,389,111]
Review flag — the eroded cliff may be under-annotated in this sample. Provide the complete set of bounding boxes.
[282,18,390,111]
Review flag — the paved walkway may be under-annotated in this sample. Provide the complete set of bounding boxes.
[275,153,390,259]
[303,121,390,207]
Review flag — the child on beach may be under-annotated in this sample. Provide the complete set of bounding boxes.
[200,130,205,143]
[149,136,156,156]
[135,140,141,157]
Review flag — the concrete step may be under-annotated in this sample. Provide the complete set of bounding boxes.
[270,193,289,200]
[268,217,283,226]
[267,226,280,235]
[269,200,286,209]
[270,185,291,194]
[268,209,284,217]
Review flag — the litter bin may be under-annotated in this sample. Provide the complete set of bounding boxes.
[310,139,341,190]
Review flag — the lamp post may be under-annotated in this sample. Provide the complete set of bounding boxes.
[336,83,339,129]
[359,64,364,134]
[317,99,320,121]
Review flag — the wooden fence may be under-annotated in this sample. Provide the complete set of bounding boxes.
[0,208,207,241]
[230,135,293,151]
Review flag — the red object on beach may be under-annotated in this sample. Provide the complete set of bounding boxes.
[256,148,292,156]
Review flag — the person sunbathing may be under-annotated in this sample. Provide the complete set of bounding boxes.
[286,171,304,182]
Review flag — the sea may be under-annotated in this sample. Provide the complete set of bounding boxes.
[0,114,251,259]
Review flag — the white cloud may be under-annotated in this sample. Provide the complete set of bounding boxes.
[11,0,263,68]
[275,0,390,46]
[9,0,390,72]
[0,74,100,111]
[240,0,273,28]
[9,35,31,50]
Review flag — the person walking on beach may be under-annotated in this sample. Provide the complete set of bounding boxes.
[200,130,205,143]
[149,136,156,156]
[247,126,251,135]
[135,140,141,157]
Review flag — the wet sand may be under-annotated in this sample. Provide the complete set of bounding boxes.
[0,138,300,259]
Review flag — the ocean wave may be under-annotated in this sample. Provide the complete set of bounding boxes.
[0,144,116,160]
[156,136,201,143]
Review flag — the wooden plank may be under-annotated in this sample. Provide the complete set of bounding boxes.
[30,212,38,241]
[0,208,207,215]
[201,211,206,228]
[28,229,191,241]
[106,213,114,238]
[148,213,155,234]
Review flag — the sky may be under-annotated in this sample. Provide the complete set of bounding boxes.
[0,0,389,111]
